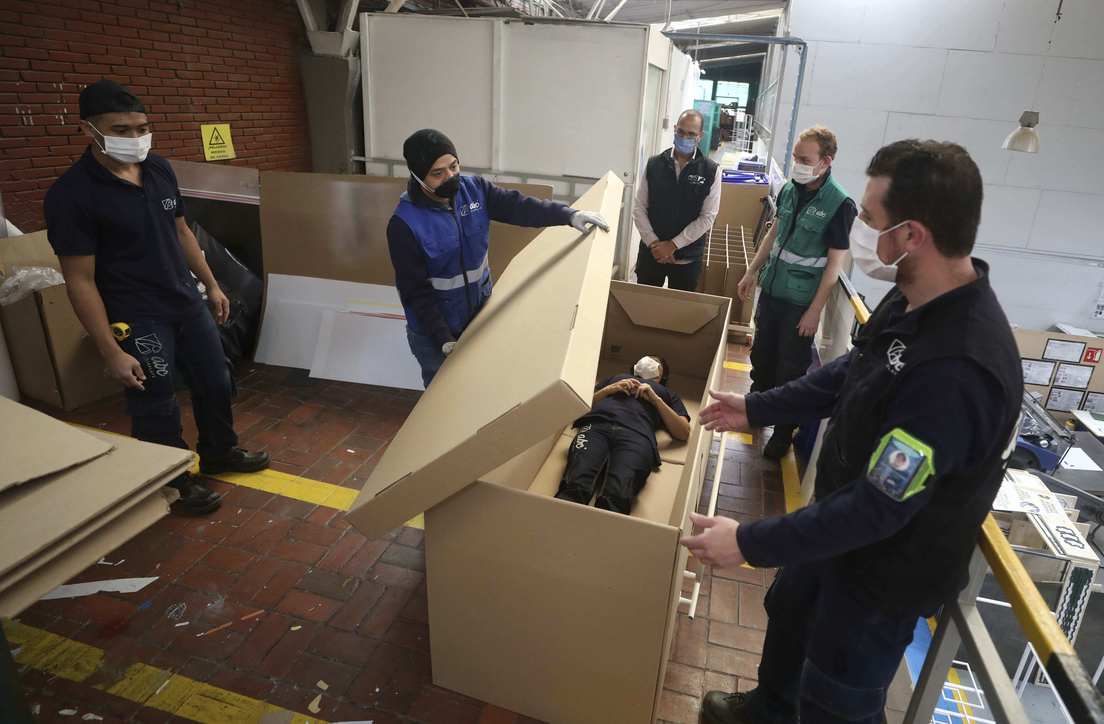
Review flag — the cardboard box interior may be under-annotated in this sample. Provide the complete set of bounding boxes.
[0,231,120,410]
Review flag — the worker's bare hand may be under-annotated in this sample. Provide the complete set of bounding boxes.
[635,383,660,405]
[700,389,750,432]
[736,273,756,301]
[796,308,820,337]
[681,513,744,569]
[604,378,640,397]
[108,350,146,391]
[650,240,677,264]
[208,285,231,325]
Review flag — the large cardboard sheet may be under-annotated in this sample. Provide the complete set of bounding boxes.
[258,172,554,285]
[0,424,193,578]
[346,173,624,537]
[0,397,112,493]
[310,309,424,390]
[254,275,406,369]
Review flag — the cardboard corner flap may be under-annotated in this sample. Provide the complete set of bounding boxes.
[0,397,113,493]
[609,285,725,334]
[345,172,625,538]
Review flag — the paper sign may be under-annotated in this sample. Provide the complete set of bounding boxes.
[40,576,158,600]
[1060,447,1103,472]
[993,469,1068,517]
[1044,339,1086,363]
[200,123,236,161]
[1046,387,1084,413]
[1086,348,1102,364]
[1054,363,1093,389]
[1021,359,1055,386]
[1084,392,1104,415]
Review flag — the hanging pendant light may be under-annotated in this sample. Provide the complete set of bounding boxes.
[1003,111,1040,153]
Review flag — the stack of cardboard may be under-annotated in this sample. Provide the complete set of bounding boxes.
[0,231,120,410]
[0,397,193,616]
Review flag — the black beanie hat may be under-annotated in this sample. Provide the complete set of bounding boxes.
[403,129,458,181]
[79,79,146,120]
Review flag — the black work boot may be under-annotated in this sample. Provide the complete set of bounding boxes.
[199,447,271,475]
[168,475,223,516]
[762,425,795,461]
[701,691,764,724]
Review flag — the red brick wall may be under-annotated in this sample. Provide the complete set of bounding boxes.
[0,0,312,232]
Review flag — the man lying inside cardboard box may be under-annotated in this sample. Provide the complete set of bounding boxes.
[555,355,691,514]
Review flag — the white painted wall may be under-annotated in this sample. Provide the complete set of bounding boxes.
[775,0,1104,331]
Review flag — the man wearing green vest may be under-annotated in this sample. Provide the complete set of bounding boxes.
[737,126,856,460]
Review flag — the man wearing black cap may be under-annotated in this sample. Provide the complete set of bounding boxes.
[388,128,609,387]
[43,79,270,515]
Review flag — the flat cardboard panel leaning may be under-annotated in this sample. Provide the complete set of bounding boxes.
[348,173,731,723]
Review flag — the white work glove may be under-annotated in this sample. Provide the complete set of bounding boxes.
[442,341,456,356]
[570,211,609,233]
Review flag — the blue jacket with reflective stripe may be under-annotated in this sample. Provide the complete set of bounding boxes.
[388,175,574,345]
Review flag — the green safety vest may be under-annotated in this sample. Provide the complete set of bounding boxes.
[759,174,849,306]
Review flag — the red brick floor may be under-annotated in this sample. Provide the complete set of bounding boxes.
[13,344,780,723]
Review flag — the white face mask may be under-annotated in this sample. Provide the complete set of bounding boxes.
[89,122,152,164]
[790,161,821,185]
[634,356,662,382]
[849,218,910,282]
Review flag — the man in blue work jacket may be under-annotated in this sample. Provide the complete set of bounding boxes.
[683,140,1023,724]
[387,129,608,387]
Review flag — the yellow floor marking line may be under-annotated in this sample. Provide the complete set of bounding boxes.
[3,619,324,724]
[733,432,754,446]
[723,361,752,372]
[70,423,425,530]
[779,450,804,513]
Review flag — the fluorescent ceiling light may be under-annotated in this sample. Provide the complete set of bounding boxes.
[1002,110,1040,153]
[668,8,783,31]
[701,52,767,64]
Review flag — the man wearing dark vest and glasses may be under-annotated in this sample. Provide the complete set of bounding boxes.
[632,109,722,292]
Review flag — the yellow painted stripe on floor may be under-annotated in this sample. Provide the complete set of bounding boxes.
[780,450,804,513]
[3,619,324,723]
[723,361,752,372]
[70,422,425,530]
[733,432,754,446]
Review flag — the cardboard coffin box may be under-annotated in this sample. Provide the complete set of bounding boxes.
[0,231,120,410]
[346,173,730,724]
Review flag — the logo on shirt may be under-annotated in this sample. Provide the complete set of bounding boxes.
[806,207,828,218]
[134,333,163,356]
[886,339,907,374]
[459,201,482,217]
[161,198,177,212]
[687,174,706,185]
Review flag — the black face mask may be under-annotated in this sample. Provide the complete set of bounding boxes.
[433,175,461,199]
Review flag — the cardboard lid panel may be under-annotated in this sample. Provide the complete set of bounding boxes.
[0,397,112,493]
[346,172,624,538]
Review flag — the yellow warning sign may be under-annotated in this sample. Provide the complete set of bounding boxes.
[200,123,236,161]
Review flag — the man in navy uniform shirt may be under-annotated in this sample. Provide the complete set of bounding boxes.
[683,140,1023,724]
[556,355,690,514]
[387,128,608,387]
[44,80,269,515]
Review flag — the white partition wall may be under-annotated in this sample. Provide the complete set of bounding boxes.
[360,14,648,183]
[773,0,1104,331]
